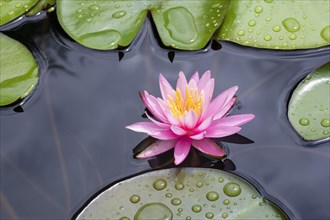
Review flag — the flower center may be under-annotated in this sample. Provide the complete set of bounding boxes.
[168,86,203,118]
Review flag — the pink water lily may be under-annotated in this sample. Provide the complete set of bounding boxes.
[126,70,255,165]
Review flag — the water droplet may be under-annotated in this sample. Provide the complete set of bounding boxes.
[119,217,130,220]
[175,182,184,190]
[206,191,219,201]
[264,35,272,41]
[171,198,181,206]
[178,208,183,212]
[86,18,92,23]
[254,6,263,13]
[119,205,124,211]
[153,179,167,190]
[289,34,297,40]
[252,194,257,199]
[272,25,281,32]
[223,182,241,197]
[266,17,271,22]
[79,2,84,6]
[218,177,224,182]
[165,193,172,198]
[196,182,203,188]
[76,8,82,14]
[192,205,202,213]
[88,5,100,11]
[238,30,245,36]
[248,20,256,26]
[323,130,329,135]
[130,195,140,203]
[15,3,22,8]
[127,2,131,7]
[8,11,14,16]
[320,25,330,43]
[321,119,330,127]
[264,0,273,3]
[115,4,120,8]
[164,7,198,45]
[222,213,228,218]
[223,199,230,205]
[299,118,310,126]
[282,18,301,32]
[311,128,316,132]
[206,212,214,219]
[186,217,191,220]
[134,203,173,220]
[112,10,127,18]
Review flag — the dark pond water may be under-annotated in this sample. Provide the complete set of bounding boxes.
[0,14,329,220]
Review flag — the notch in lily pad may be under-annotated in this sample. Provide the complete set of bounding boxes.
[74,168,289,219]
[56,0,230,50]
[0,33,39,107]
[288,62,330,141]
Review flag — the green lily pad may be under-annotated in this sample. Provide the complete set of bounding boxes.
[75,168,288,219]
[288,62,330,141]
[0,33,39,106]
[56,0,229,50]
[150,1,229,50]
[0,0,38,26]
[0,0,56,26]
[217,0,330,49]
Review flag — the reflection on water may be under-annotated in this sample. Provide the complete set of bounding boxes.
[0,17,329,220]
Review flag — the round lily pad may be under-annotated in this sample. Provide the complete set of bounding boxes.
[56,0,148,50]
[74,168,288,219]
[150,1,229,50]
[217,0,330,49]
[0,0,38,26]
[288,62,330,141]
[0,33,39,106]
[56,0,229,50]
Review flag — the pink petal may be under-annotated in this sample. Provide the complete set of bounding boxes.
[196,116,213,131]
[159,73,174,101]
[171,125,187,136]
[145,112,170,128]
[213,97,237,120]
[176,71,188,95]
[197,70,211,91]
[189,71,200,83]
[140,91,168,123]
[187,77,198,91]
[189,131,206,140]
[206,86,238,118]
[164,108,181,126]
[136,140,176,158]
[203,78,215,102]
[181,110,198,130]
[212,114,255,127]
[205,126,241,138]
[149,130,178,140]
[174,137,192,165]
[126,122,167,133]
[192,139,225,157]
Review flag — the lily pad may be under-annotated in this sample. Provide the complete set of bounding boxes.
[56,0,229,50]
[0,33,39,106]
[150,1,229,50]
[75,168,288,219]
[0,0,56,26]
[217,0,330,49]
[288,62,330,141]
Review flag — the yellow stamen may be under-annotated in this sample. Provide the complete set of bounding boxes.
[168,86,203,118]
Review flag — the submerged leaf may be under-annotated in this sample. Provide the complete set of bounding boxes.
[0,33,39,106]
[288,62,330,141]
[56,0,229,50]
[75,168,288,219]
[217,0,330,49]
